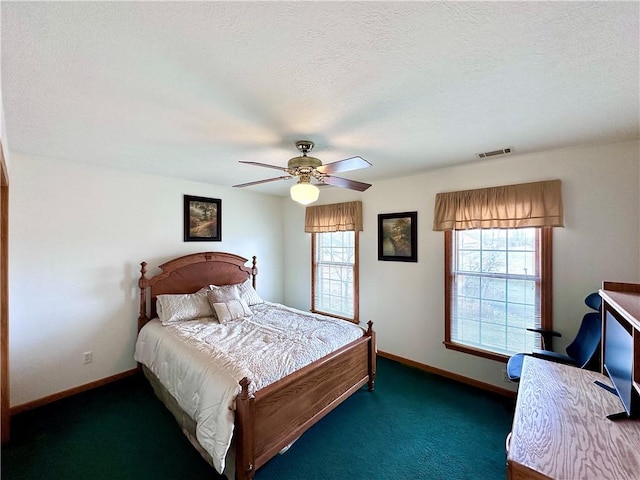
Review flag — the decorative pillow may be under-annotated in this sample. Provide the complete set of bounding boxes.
[210,299,253,324]
[208,284,240,303]
[235,277,264,306]
[156,287,212,325]
[206,285,241,321]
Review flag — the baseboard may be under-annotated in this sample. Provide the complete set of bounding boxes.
[10,368,139,416]
[378,350,516,399]
[10,356,514,415]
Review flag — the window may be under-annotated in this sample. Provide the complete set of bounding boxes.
[312,231,359,323]
[444,227,552,362]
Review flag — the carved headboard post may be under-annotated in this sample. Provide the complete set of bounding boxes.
[138,261,149,331]
[251,256,258,289]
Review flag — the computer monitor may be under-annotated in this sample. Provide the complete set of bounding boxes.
[603,307,639,419]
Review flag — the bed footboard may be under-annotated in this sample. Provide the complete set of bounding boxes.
[235,321,376,480]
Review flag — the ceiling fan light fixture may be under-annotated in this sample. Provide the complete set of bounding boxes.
[234,140,372,197]
[290,180,319,205]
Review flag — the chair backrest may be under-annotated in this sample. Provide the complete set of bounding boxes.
[585,292,602,312]
[565,311,602,368]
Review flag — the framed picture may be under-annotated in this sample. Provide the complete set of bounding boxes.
[378,211,417,262]
[184,195,222,242]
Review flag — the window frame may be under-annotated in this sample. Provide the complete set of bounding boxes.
[311,231,360,324]
[443,227,553,362]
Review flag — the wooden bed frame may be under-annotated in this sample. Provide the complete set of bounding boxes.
[137,251,376,480]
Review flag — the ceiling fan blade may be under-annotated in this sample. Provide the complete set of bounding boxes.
[321,175,372,192]
[233,175,292,188]
[239,161,288,172]
[316,156,371,175]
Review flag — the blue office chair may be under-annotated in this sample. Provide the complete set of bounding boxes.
[506,292,602,382]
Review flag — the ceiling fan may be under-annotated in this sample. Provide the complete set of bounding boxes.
[233,141,372,205]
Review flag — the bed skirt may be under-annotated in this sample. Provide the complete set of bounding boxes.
[141,365,236,479]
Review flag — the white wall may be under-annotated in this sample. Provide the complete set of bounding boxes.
[9,140,639,405]
[1,91,9,171]
[9,153,285,406]
[284,140,640,390]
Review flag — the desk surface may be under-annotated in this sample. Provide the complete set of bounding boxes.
[507,357,640,480]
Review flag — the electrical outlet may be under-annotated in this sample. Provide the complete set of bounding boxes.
[502,369,511,383]
[83,351,93,364]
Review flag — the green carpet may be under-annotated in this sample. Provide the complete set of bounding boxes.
[2,358,514,479]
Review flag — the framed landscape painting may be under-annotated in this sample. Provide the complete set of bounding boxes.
[378,211,417,262]
[184,195,221,242]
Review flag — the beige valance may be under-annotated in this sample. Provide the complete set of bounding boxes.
[433,179,563,231]
[305,201,363,233]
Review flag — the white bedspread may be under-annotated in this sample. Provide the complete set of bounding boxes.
[134,302,365,473]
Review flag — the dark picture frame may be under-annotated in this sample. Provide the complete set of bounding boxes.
[184,195,222,242]
[378,211,417,262]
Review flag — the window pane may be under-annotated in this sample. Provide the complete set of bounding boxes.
[457,274,480,298]
[481,277,506,302]
[482,229,506,249]
[459,230,481,248]
[313,231,356,319]
[450,227,543,356]
[480,300,506,326]
[459,249,481,272]
[319,247,331,262]
[482,250,506,273]
[460,318,480,345]
[507,251,535,276]
[508,229,535,250]
[482,321,506,350]
[506,279,536,305]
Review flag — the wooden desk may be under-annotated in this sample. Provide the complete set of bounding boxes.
[507,356,640,480]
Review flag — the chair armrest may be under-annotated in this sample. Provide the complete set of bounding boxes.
[526,327,561,337]
[531,349,579,366]
[527,327,561,350]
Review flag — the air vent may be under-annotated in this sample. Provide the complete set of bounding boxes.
[476,147,512,159]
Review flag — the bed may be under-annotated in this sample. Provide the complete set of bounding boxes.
[134,251,376,480]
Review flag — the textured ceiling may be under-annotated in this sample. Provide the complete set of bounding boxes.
[2,2,639,195]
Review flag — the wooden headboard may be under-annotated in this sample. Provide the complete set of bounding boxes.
[138,251,257,330]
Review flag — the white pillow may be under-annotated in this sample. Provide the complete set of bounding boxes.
[207,285,241,321]
[156,288,212,325]
[235,277,264,306]
[210,299,253,323]
[208,284,240,302]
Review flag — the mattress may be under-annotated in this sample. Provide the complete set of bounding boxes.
[134,301,365,474]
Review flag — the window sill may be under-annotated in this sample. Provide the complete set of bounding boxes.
[311,309,358,324]
[443,341,510,363]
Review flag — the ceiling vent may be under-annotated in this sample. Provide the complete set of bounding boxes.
[476,147,512,159]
